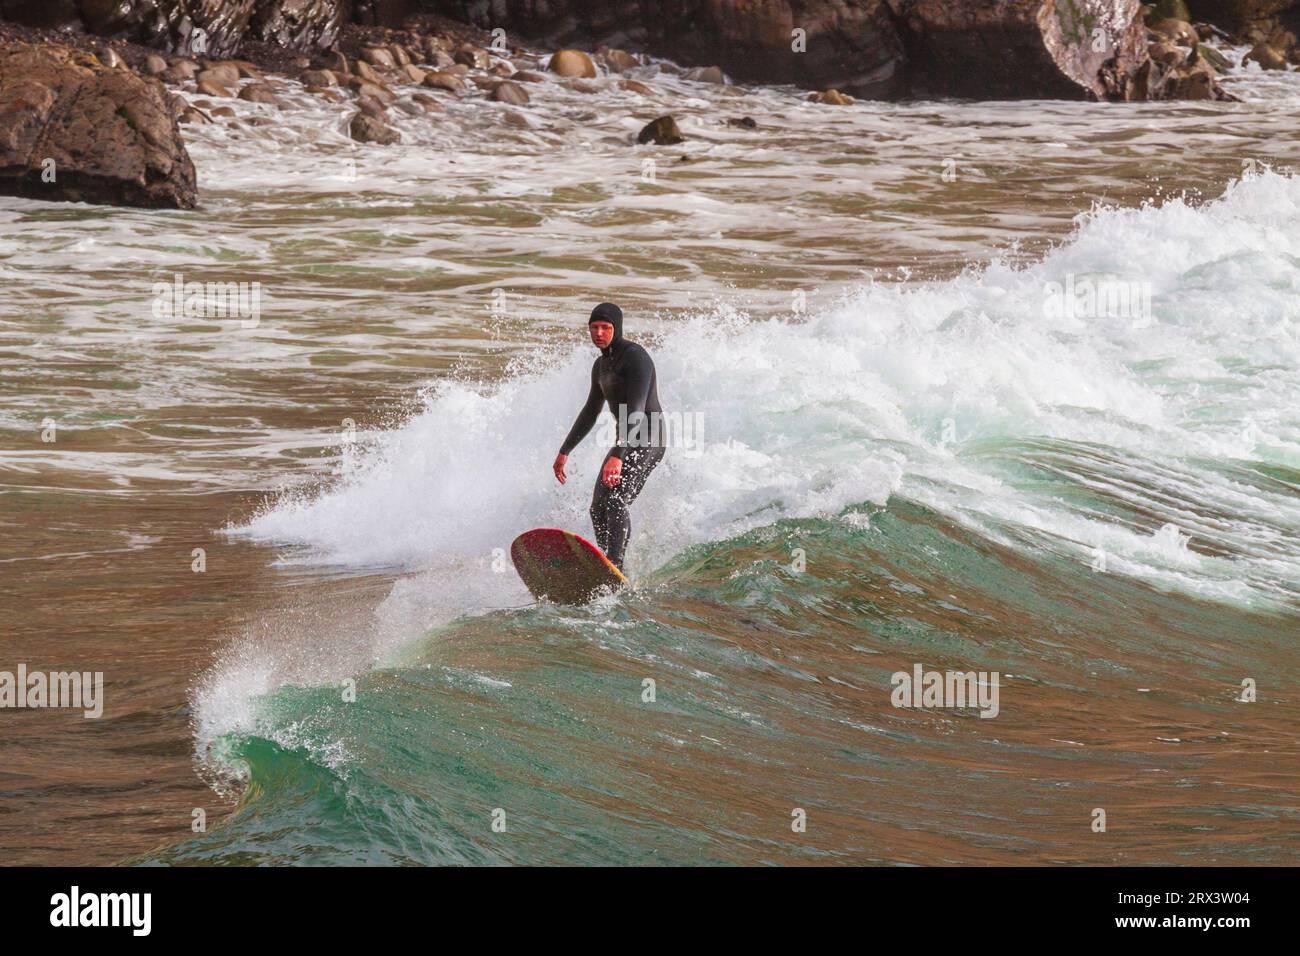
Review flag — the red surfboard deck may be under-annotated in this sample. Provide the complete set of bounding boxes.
[511,528,628,604]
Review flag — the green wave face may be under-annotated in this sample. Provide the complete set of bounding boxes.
[146,490,1298,867]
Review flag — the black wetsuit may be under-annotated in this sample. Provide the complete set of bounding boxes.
[559,318,665,571]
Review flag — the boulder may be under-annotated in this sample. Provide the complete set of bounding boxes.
[1126,37,1239,99]
[354,60,385,85]
[355,81,394,105]
[319,51,350,75]
[492,80,530,105]
[361,47,397,70]
[637,115,683,144]
[1149,40,1188,64]
[1197,43,1233,69]
[1244,41,1288,67]
[903,0,1150,100]
[410,93,444,112]
[1266,25,1297,50]
[0,41,197,208]
[238,83,282,106]
[1151,18,1202,45]
[600,49,640,72]
[99,46,125,69]
[454,45,490,69]
[813,88,854,105]
[1164,57,1225,97]
[196,77,233,97]
[685,65,726,84]
[422,72,467,93]
[198,64,240,87]
[301,69,338,87]
[167,91,189,117]
[356,94,386,117]
[349,112,398,144]
[548,49,597,78]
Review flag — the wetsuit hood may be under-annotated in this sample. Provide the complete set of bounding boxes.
[589,302,623,346]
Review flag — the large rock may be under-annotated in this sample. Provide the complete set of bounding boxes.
[349,111,399,144]
[894,0,1150,100]
[637,115,683,144]
[491,80,531,104]
[0,42,197,208]
[1244,39,1288,65]
[547,49,597,77]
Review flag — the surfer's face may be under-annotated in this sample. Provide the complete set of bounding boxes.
[589,321,615,348]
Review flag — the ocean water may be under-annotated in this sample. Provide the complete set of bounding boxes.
[1,49,1297,865]
[165,171,1300,865]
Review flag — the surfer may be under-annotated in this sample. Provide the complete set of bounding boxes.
[552,303,665,571]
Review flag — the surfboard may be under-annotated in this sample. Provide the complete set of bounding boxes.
[510,528,628,604]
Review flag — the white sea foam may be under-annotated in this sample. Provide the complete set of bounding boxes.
[231,172,1300,614]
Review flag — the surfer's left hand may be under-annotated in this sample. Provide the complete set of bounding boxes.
[601,455,623,488]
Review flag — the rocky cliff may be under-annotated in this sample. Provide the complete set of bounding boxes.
[3,0,1286,99]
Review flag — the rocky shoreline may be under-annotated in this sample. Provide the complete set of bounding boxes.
[1,1,1297,209]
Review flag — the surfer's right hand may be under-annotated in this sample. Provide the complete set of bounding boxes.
[553,453,568,484]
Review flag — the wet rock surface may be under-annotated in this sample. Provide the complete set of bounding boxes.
[0,40,197,208]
